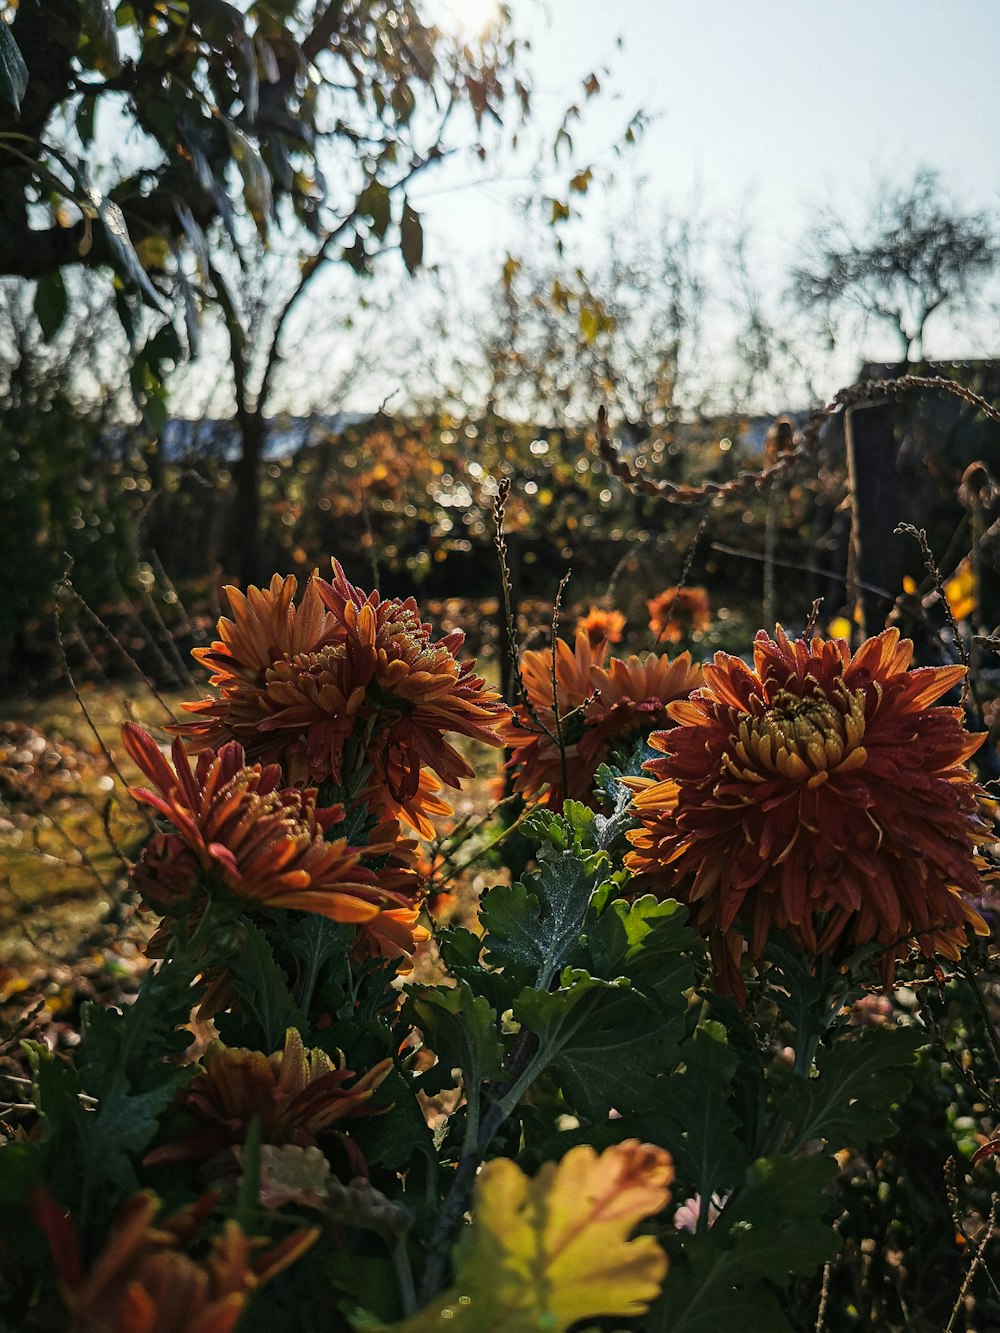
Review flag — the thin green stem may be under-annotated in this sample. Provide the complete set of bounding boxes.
[962,957,1000,1078]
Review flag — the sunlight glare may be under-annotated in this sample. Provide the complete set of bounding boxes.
[426,0,502,42]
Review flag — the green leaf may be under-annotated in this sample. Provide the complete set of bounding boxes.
[721,1155,838,1281]
[400,199,423,274]
[655,1156,838,1333]
[33,271,68,341]
[648,1022,747,1203]
[581,894,696,984]
[79,1068,190,1200]
[0,23,27,115]
[223,920,306,1052]
[437,926,518,1013]
[405,981,503,1100]
[481,848,608,988]
[351,1065,436,1173]
[81,0,122,76]
[781,1025,925,1151]
[591,763,639,846]
[227,123,272,234]
[764,932,841,1046]
[83,184,168,311]
[513,971,683,1120]
[357,180,391,240]
[77,925,207,1095]
[0,1045,87,1205]
[276,911,354,1012]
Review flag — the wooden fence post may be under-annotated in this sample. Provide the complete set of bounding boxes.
[845,397,901,637]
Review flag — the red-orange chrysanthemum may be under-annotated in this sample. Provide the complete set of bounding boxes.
[626,628,992,997]
[173,564,509,835]
[647,586,711,643]
[499,631,701,807]
[146,1028,391,1170]
[576,606,626,649]
[122,723,409,927]
[33,1188,315,1333]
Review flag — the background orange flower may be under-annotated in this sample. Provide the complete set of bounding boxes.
[576,606,626,649]
[500,631,700,807]
[647,586,711,644]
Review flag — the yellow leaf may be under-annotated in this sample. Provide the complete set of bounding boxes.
[380,1140,671,1332]
[944,559,976,621]
[135,235,170,271]
[579,304,600,344]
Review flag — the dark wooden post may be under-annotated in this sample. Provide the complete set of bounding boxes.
[845,397,901,637]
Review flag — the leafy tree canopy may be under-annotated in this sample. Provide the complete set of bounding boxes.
[0,0,529,341]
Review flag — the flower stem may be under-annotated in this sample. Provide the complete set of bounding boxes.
[419,1028,537,1305]
[391,1234,418,1317]
[961,957,1000,1078]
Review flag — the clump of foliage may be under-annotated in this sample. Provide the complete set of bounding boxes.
[3,554,1000,1332]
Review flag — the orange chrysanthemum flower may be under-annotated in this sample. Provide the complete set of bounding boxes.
[647,586,711,643]
[499,631,701,807]
[146,1028,391,1170]
[174,564,509,835]
[33,1188,315,1333]
[122,723,407,927]
[580,652,703,772]
[576,606,626,649]
[626,628,992,999]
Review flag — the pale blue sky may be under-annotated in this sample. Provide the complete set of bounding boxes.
[360,0,998,409]
[415,0,1000,263]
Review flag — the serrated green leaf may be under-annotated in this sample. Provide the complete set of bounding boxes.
[80,1068,191,1199]
[722,1155,838,1280]
[351,1065,436,1173]
[764,932,843,1045]
[17,1044,86,1190]
[581,894,696,983]
[649,1022,747,1202]
[655,1156,838,1333]
[512,971,682,1119]
[437,926,518,1013]
[406,980,503,1099]
[652,1281,788,1333]
[782,1025,924,1151]
[590,765,638,846]
[481,849,608,988]
[0,23,27,115]
[276,911,354,1011]
[77,930,205,1095]
[226,920,306,1051]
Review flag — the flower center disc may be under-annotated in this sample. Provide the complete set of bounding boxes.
[735,687,868,784]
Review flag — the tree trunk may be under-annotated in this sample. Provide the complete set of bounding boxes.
[234,409,265,587]
[845,397,901,637]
